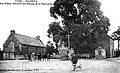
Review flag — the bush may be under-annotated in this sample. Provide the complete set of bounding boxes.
[50,55,61,59]
[77,53,92,59]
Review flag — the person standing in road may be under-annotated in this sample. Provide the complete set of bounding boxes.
[71,53,78,71]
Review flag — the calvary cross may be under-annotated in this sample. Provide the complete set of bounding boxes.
[66,32,71,49]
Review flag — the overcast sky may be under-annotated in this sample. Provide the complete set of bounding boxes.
[0,0,119,50]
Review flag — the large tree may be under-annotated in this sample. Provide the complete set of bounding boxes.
[47,22,62,49]
[48,0,110,54]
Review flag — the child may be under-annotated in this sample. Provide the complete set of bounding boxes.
[71,53,78,71]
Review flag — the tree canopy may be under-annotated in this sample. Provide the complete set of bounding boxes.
[47,22,62,49]
[46,41,59,55]
[48,0,111,54]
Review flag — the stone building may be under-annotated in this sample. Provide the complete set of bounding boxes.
[95,47,106,59]
[76,32,114,58]
[3,30,46,60]
[95,33,114,58]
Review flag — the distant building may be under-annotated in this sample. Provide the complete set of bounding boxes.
[3,30,46,60]
[59,42,74,60]
[95,33,114,58]
[76,32,114,59]
[59,43,69,56]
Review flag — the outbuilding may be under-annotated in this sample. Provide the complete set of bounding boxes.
[95,47,106,59]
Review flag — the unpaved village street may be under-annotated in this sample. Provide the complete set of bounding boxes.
[0,58,120,73]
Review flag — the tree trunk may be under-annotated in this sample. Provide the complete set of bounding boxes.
[55,43,58,50]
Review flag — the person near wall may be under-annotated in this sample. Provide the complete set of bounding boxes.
[71,53,78,71]
[37,53,42,61]
[47,53,50,61]
[27,53,32,62]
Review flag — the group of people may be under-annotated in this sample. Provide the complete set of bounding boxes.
[27,53,50,62]
[27,52,80,71]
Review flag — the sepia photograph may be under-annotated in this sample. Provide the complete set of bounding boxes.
[0,0,120,73]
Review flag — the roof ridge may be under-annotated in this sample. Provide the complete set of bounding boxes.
[15,33,38,40]
[14,33,45,47]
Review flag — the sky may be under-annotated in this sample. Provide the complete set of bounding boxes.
[0,0,119,50]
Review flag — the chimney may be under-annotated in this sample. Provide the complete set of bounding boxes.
[118,26,120,31]
[36,35,40,40]
[10,30,15,35]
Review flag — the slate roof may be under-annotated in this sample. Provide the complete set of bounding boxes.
[14,33,45,47]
